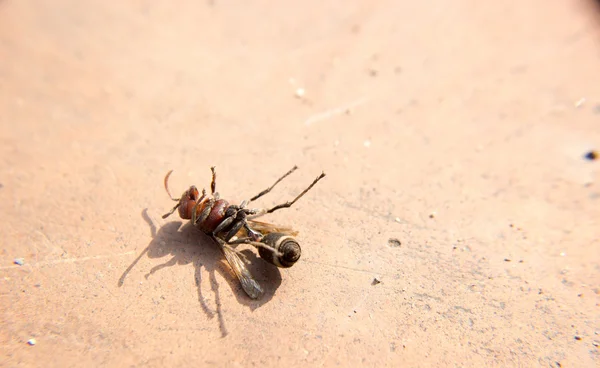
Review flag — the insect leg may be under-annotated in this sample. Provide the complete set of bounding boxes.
[162,202,180,219]
[210,166,217,196]
[193,198,214,225]
[248,165,298,203]
[262,172,326,214]
[232,238,284,258]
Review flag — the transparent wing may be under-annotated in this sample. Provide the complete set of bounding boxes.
[240,220,299,237]
[218,240,263,299]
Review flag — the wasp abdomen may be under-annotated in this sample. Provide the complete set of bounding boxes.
[259,233,301,268]
[197,199,229,233]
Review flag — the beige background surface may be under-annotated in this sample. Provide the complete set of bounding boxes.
[1,1,599,366]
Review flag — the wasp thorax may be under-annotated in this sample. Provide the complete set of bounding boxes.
[259,233,301,268]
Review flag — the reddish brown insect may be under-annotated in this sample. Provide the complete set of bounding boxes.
[162,166,326,299]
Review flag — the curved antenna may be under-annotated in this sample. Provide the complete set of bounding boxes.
[163,170,178,201]
[162,170,181,219]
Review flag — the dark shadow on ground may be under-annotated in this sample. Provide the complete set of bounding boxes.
[118,208,282,337]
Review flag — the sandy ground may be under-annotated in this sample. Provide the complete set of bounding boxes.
[1,0,599,367]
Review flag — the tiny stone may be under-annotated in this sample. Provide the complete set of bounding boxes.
[14,258,24,266]
[583,150,598,161]
[574,335,582,341]
[428,212,436,219]
[388,238,401,247]
[27,338,36,346]
[504,258,511,262]
[372,278,381,286]
[592,340,599,347]
[394,217,401,223]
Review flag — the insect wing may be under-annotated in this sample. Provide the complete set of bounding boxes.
[220,243,264,299]
[244,220,299,237]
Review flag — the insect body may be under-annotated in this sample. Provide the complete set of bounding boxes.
[162,166,325,299]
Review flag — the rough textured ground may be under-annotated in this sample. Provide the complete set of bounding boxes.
[1,1,599,367]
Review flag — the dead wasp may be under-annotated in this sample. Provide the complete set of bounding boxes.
[162,165,326,299]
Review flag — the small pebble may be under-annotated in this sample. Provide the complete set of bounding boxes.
[388,238,401,247]
[394,217,401,223]
[584,150,598,161]
[574,335,582,341]
[372,277,381,286]
[504,258,511,262]
[295,88,305,98]
[14,258,24,266]
[592,340,599,347]
[27,339,36,346]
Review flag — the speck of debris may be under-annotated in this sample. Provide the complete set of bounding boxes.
[577,293,583,297]
[388,238,401,247]
[294,87,305,98]
[428,212,435,219]
[555,362,562,368]
[394,217,402,223]
[504,258,511,262]
[372,278,381,286]
[509,223,514,228]
[13,258,24,266]
[574,335,582,341]
[519,260,524,263]
[27,338,36,346]
[592,340,599,347]
[584,150,598,161]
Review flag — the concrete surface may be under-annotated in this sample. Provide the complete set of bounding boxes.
[1,0,599,366]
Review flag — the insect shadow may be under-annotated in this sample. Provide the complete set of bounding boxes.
[118,209,282,336]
